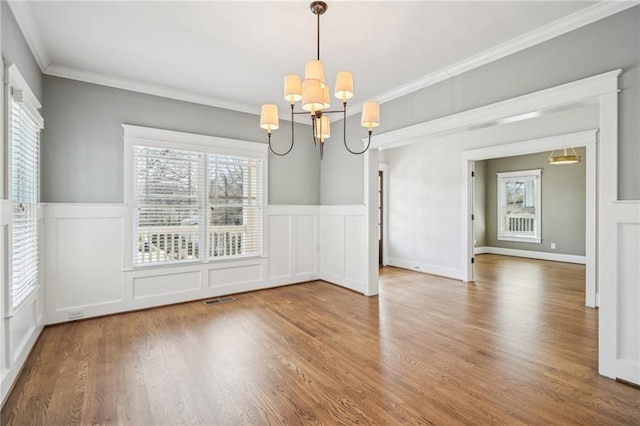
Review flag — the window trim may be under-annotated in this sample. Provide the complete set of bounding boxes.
[496,169,541,244]
[123,125,268,270]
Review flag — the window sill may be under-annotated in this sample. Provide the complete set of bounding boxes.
[125,255,267,272]
[497,236,542,244]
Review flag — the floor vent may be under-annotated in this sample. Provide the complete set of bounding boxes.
[203,296,236,306]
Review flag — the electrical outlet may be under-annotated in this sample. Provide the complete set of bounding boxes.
[68,309,85,320]
[550,243,556,250]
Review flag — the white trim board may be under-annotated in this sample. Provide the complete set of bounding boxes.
[474,247,586,265]
[7,1,636,120]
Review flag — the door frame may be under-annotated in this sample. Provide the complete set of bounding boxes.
[462,130,597,307]
[378,163,388,266]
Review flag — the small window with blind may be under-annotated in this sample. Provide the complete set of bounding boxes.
[127,126,266,267]
[496,169,542,243]
[7,64,44,308]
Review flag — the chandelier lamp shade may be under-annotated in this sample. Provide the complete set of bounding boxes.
[547,147,582,165]
[259,1,381,159]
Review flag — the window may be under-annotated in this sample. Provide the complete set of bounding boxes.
[496,169,541,243]
[7,65,44,308]
[128,126,265,266]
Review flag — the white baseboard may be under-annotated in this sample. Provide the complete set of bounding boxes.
[386,257,462,280]
[616,359,640,386]
[474,246,586,264]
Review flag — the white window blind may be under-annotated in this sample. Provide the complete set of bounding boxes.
[133,146,204,264]
[208,154,263,258]
[10,92,41,308]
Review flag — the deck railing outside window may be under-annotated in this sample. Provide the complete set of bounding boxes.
[136,224,248,263]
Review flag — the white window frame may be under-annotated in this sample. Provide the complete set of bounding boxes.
[496,169,541,244]
[5,63,44,311]
[123,125,268,270]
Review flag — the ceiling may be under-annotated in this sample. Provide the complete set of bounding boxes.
[11,1,623,119]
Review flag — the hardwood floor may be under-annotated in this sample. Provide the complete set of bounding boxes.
[2,254,639,425]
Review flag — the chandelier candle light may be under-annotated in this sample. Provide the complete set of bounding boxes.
[259,1,381,159]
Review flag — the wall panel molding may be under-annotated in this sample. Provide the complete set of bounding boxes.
[42,203,320,324]
[606,201,640,386]
[320,205,368,293]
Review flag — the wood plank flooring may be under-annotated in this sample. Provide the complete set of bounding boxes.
[2,254,639,425]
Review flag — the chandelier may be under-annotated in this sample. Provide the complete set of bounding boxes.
[259,1,380,159]
[548,148,581,165]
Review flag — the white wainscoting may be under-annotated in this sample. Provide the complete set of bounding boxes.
[604,201,640,386]
[1,201,45,405]
[267,205,320,285]
[42,204,320,325]
[320,205,368,293]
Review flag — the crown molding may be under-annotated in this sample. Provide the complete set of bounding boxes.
[45,64,268,117]
[44,64,312,124]
[6,1,49,72]
[8,0,637,123]
[370,0,639,109]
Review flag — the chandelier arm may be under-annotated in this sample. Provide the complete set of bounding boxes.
[267,105,295,156]
[341,102,372,155]
[311,114,319,147]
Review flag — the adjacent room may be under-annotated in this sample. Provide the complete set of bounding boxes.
[1,1,639,424]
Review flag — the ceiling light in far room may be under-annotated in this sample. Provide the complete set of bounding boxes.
[547,148,582,165]
[259,1,381,160]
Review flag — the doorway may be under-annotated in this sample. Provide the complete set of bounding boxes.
[463,130,597,307]
[366,70,620,378]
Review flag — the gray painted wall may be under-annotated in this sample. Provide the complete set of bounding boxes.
[1,2,42,102]
[322,6,640,204]
[484,149,586,256]
[42,76,320,204]
[473,160,487,248]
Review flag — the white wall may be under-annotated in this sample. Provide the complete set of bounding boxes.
[379,105,598,280]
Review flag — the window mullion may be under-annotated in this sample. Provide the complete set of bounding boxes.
[202,154,209,262]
